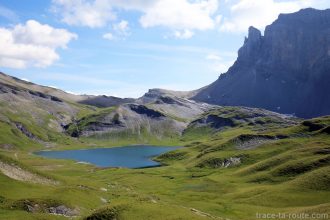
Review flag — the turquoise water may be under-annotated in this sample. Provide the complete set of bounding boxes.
[35,145,180,168]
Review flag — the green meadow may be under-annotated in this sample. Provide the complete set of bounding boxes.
[0,113,329,220]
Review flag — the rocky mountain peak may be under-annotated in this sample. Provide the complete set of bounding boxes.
[273,8,330,28]
[193,8,330,118]
[237,26,263,63]
[246,26,262,43]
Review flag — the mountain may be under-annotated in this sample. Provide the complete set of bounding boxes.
[0,71,212,144]
[0,72,96,149]
[78,95,135,108]
[193,8,330,118]
[0,72,84,103]
[0,71,298,146]
[0,72,135,108]
[138,88,199,103]
[65,92,214,140]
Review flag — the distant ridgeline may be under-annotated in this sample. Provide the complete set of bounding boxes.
[193,8,330,118]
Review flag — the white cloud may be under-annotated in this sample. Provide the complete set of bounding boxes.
[113,20,130,37]
[114,20,128,32]
[215,14,222,25]
[113,0,156,10]
[206,54,222,61]
[13,20,77,49]
[220,0,330,33]
[103,20,130,40]
[0,20,77,69]
[139,0,218,39]
[174,29,194,39]
[52,0,115,28]
[51,0,220,38]
[51,0,330,37]
[140,0,218,31]
[103,32,114,40]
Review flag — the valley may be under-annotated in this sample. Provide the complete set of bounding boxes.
[0,7,329,220]
[0,71,329,220]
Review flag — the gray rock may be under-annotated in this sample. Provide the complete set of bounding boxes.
[14,122,37,140]
[197,157,241,168]
[79,95,135,108]
[48,205,78,216]
[223,157,241,168]
[193,8,330,118]
[0,144,14,150]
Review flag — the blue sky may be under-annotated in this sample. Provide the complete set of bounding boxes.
[0,0,329,97]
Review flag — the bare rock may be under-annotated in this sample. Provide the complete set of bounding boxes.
[48,205,79,216]
[193,8,330,118]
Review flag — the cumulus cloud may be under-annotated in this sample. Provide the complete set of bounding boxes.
[51,0,330,37]
[13,20,77,49]
[139,0,218,31]
[52,0,220,39]
[52,0,115,28]
[0,20,77,69]
[220,0,330,33]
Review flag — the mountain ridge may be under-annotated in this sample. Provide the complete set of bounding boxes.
[193,8,330,118]
[0,70,299,144]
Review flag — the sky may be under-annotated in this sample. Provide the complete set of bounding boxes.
[0,0,329,98]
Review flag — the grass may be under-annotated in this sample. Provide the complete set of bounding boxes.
[0,105,329,220]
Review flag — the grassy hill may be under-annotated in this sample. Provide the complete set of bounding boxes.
[0,72,329,219]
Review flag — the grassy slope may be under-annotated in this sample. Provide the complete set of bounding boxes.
[0,114,329,219]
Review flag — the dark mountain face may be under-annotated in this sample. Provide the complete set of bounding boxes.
[193,8,330,118]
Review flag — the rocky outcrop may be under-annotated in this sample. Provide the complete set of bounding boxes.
[14,122,37,140]
[193,8,330,118]
[66,104,187,138]
[79,95,134,108]
[12,199,78,217]
[301,116,330,135]
[48,205,79,216]
[128,104,165,118]
[0,82,62,102]
[191,114,235,129]
[138,88,199,104]
[138,90,214,122]
[232,134,287,150]
[321,126,330,134]
[196,157,241,168]
[186,106,298,133]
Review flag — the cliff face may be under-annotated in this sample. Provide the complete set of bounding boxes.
[193,8,330,118]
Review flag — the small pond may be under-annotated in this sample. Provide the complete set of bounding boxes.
[35,145,180,168]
